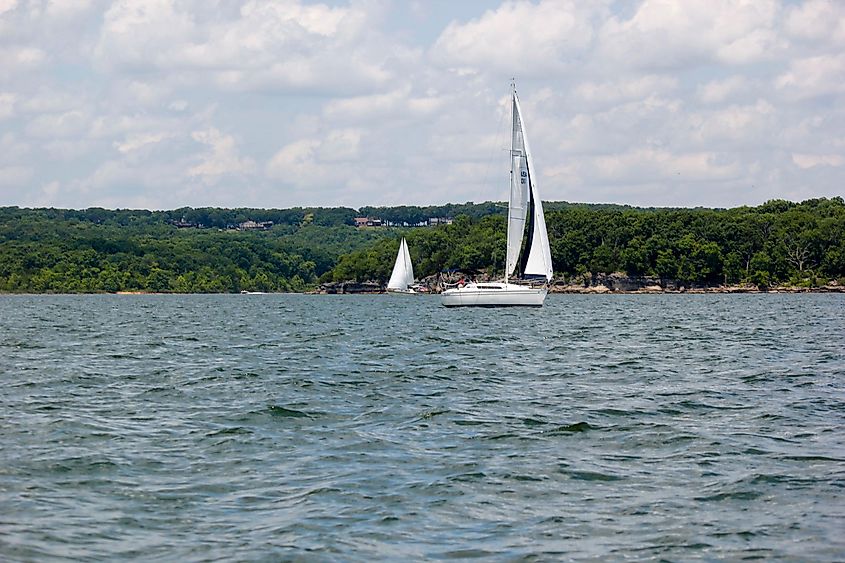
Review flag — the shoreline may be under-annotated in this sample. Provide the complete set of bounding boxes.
[549,285,845,294]
[1,285,843,296]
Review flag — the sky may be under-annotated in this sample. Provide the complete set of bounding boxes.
[0,0,843,210]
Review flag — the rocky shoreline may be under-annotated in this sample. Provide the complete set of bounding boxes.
[318,273,844,295]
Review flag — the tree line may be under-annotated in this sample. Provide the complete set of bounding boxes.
[1,197,843,293]
[330,197,845,289]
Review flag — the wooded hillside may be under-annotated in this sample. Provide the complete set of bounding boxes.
[1,197,842,292]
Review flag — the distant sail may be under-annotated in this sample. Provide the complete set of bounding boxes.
[387,238,414,290]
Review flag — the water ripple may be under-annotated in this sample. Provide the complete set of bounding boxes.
[0,293,843,561]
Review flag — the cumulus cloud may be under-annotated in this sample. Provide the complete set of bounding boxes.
[431,0,597,74]
[784,0,845,44]
[114,132,176,154]
[775,54,845,99]
[0,0,842,209]
[598,0,783,69]
[26,110,89,138]
[0,93,16,119]
[266,128,362,189]
[0,46,47,74]
[188,128,255,181]
[574,76,678,106]
[792,153,844,169]
[93,0,390,95]
[697,76,753,104]
[0,165,33,188]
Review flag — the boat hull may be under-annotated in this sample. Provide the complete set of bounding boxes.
[440,283,547,307]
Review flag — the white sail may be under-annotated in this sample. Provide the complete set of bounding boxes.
[506,97,530,279]
[511,91,553,282]
[402,237,414,284]
[387,238,414,290]
[522,195,553,280]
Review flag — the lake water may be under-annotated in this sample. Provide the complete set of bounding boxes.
[1,294,843,561]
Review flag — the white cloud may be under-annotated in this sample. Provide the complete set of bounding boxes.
[266,128,364,197]
[0,165,33,187]
[0,93,16,119]
[598,0,782,69]
[0,1,842,209]
[114,132,176,154]
[18,89,85,114]
[784,0,845,44]
[45,0,94,20]
[93,0,389,95]
[0,0,17,16]
[697,76,752,104]
[691,100,776,144]
[267,129,361,170]
[575,76,678,106]
[594,148,740,183]
[0,46,47,72]
[322,87,447,122]
[0,133,29,163]
[26,110,88,138]
[431,0,596,74]
[792,153,844,169]
[775,54,845,99]
[168,100,188,112]
[188,128,255,180]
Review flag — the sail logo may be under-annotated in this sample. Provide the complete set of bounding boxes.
[520,170,527,184]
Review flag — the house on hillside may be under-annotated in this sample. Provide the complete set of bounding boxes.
[238,220,274,231]
[354,217,383,228]
[169,217,204,228]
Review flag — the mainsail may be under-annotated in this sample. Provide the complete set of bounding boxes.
[506,90,553,282]
[387,237,414,290]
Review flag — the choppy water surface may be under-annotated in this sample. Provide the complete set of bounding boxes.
[1,294,843,561]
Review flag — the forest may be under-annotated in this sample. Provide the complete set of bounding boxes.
[1,197,843,293]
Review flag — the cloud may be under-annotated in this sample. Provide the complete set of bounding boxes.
[574,75,678,106]
[0,0,17,16]
[431,0,597,74]
[598,0,783,69]
[267,128,362,187]
[0,1,842,209]
[26,110,89,138]
[792,153,844,169]
[0,46,47,75]
[697,76,753,104]
[0,93,16,119]
[93,0,391,95]
[114,132,176,154]
[775,54,845,99]
[784,0,845,44]
[188,128,255,181]
[0,165,33,188]
[45,0,94,20]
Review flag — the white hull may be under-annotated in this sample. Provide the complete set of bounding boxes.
[387,288,417,295]
[440,282,547,307]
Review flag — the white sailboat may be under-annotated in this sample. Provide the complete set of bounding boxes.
[386,237,416,294]
[441,84,553,307]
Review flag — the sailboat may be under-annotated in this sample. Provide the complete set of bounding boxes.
[441,84,553,307]
[386,237,416,294]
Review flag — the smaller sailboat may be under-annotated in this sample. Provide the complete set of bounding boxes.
[386,237,416,294]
